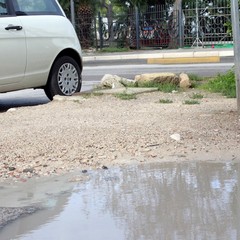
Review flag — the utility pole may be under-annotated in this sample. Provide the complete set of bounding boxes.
[231,0,240,115]
[70,0,76,28]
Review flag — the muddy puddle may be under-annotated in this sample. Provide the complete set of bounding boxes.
[0,161,240,240]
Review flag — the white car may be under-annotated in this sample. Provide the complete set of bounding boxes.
[0,0,82,100]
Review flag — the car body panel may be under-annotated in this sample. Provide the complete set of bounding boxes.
[0,0,82,94]
[0,16,26,86]
[18,15,82,89]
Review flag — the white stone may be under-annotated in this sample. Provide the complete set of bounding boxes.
[7,108,17,112]
[53,95,85,102]
[53,95,66,101]
[100,74,132,89]
[170,133,181,141]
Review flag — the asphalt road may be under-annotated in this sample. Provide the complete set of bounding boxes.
[0,61,234,110]
[83,62,234,81]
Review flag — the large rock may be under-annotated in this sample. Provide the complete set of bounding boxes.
[100,74,135,89]
[179,73,191,88]
[120,77,136,87]
[135,73,179,86]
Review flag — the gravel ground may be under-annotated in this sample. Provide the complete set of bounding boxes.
[0,89,240,183]
[0,206,40,230]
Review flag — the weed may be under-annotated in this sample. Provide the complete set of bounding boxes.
[135,81,161,88]
[120,81,137,88]
[127,81,178,93]
[114,92,137,100]
[80,93,92,98]
[201,69,236,98]
[73,100,81,103]
[157,83,178,93]
[188,73,202,81]
[184,100,200,105]
[187,73,204,88]
[159,99,173,104]
[190,93,204,99]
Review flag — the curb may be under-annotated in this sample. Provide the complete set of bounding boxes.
[83,50,233,63]
[147,56,220,64]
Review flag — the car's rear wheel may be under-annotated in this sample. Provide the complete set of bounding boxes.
[44,56,82,100]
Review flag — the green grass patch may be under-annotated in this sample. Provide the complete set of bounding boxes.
[134,81,161,88]
[188,73,204,88]
[158,99,173,104]
[201,70,236,98]
[114,92,137,100]
[184,100,200,105]
[124,81,178,93]
[99,47,129,53]
[190,93,204,99]
[188,73,203,82]
[120,81,137,88]
[157,83,178,93]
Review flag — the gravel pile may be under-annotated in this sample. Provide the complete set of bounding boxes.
[0,89,239,183]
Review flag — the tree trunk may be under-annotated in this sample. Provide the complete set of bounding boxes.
[168,0,183,49]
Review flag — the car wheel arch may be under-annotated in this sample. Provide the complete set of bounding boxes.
[47,48,83,83]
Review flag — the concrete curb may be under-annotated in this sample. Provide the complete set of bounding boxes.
[148,56,220,64]
[83,49,234,63]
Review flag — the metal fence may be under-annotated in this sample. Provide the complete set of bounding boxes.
[74,0,232,50]
[183,0,232,47]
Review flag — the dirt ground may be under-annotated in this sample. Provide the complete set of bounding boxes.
[0,89,240,183]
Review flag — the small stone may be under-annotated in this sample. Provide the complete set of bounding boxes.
[102,165,108,170]
[7,108,17,112]
[82,170,88,173]
[170,133,181,142]
[23,168,34,173]
[9,167,16,171]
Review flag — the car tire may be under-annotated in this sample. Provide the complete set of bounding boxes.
[44,56,82,100]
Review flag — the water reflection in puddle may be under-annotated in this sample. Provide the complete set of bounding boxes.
[1,161,240,240]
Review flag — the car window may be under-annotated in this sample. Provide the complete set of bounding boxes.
[0,0,8,15]
[14,0,62,16]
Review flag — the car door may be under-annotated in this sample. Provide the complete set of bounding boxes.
[11,0,67,88]
[0,0,26,87]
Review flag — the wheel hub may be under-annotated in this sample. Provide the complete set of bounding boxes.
[58,63,79,95]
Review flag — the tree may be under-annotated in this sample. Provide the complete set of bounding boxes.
[58,0,71,17]
[76,0,97,48]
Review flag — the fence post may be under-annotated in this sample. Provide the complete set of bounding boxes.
[94,17,98,51]
[98,12,103,50]
[231,0,240,115]
[70,0,75,29]
[135,6,140,50]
